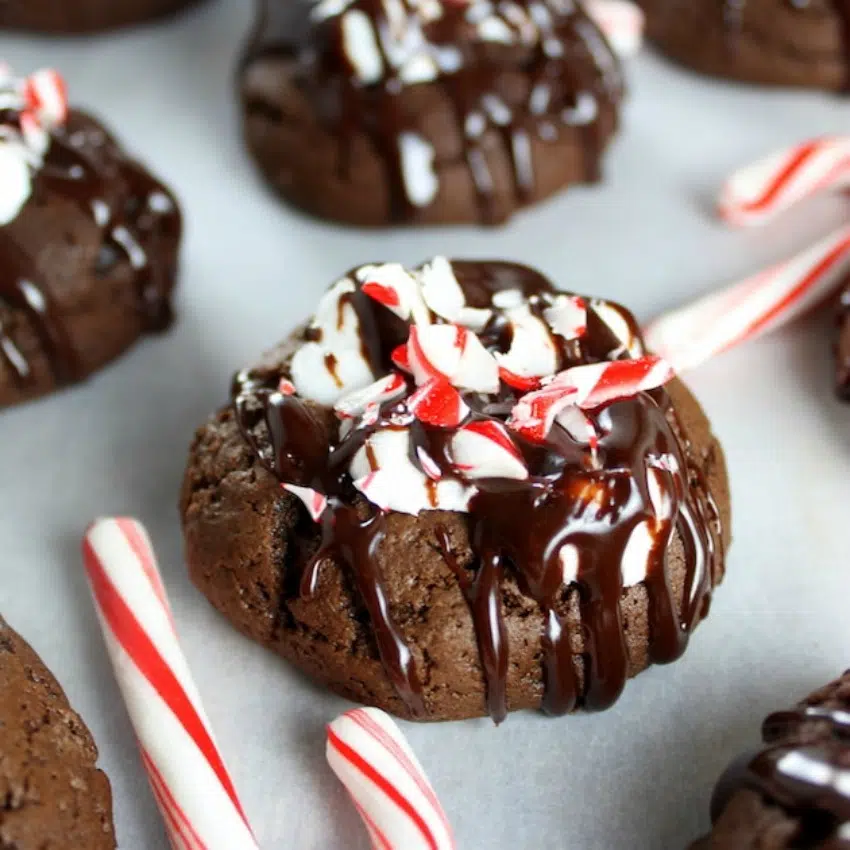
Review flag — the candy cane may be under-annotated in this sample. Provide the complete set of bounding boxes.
[585,0,645,58]
[719,137,850,228]
[327,707,455,850]
[82,518,258,850]
[644,223,850,372]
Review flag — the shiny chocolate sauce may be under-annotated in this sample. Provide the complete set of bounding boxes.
[0,111,182,390]
[723,0,850,89]
[244,0,622,223]
[232,261,723,722]
[711,685,850,847]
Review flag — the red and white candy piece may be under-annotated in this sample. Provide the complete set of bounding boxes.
[450,419,528,480]
[719,137,850,228]
[23,68,68,128]
[508,356,674,443]
[82,518,258,850]
[585,0,645,58]
[419,256,492,331]
[644,223,850,373]
[407,324,499,393]
[407,377,470,427]
[283,483,328,522]
[335,373,407,419]
[358,263,431,326]
[327,707,456,850]
[543,294,588,341]
[495,305,560,385]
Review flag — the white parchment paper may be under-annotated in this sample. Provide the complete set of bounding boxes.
[1,3,849,847]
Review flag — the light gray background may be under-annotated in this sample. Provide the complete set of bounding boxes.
[1,2,849,847]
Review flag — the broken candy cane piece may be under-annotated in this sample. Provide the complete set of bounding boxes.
[543,294,588,341]
[418,256,492,331]
[644,223,850,373]
[327,707,456,850]
[407,324,499,393]
[334,373,408,419]
[23,68,68,128]
[718,136,850,228]
[450,419,528,480]
[495,304,560,381]
[508,356,674,443]
[357,263,431,326]
[282,484,328,522]
[407,378,470,428]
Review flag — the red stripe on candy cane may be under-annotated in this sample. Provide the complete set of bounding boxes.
[348,709,451,837]
[644,225,850,371]
[144,751,197,850]
[327,726,441,850]
[143,748,207,850]
[116,518,172,619]
[354,800,393,850]
[719,137,850,227]
[82,538,252,830]
[148,776,186,850]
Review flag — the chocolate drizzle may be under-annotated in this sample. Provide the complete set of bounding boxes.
[711,678,850,847]
[0,111,181,391]
[245,0,622,223]
[722,0,850,90]
[231,261,723,722]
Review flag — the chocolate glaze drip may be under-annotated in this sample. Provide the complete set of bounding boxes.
[231,261,722,722]
[244,0,622,223]
[711,681,850,847]
[0,111,182,389]
[722,0,850,90]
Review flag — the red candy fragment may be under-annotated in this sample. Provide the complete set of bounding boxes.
[498,367,541,392]
[278,378,297,396]
[407,378,470,428]
[391,344,411,372]
[361,280,401,308]
[23,68,67,127]
[450,420,528,481]
[508,356,674,444]
[334,373,407,419]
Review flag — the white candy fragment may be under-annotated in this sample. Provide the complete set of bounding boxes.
[291,277,376,405]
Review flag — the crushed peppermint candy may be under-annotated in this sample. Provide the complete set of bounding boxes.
[0,66,68,226]
[281,258,675,524]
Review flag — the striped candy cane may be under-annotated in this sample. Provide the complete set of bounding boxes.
[327,708,455,850]
[719,137,850,228]
[82,518,258,850]
[585,0,645,58]
[644,223,850,372]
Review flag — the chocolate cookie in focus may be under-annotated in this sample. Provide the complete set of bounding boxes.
[638,0,850,91]
[0,0,204,33]
[0,615,116,850]
[239,0,623,226]
[0,68,182,409]
[691,671,850,849]
[181,257,731,723]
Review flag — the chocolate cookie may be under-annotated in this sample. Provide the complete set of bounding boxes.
[0,0,203,32]
[838,284,850,399]
[239,0,622,226]
[0,615,116,849]
[0,68,182,409]
[638,0,850,91]
[691,671,850,849]
[181,258,731,723]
